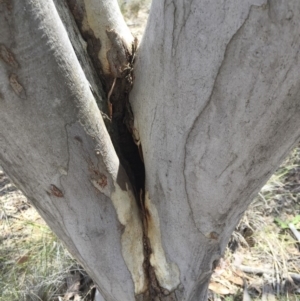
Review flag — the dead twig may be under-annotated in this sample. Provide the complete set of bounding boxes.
[289,223,300,242]
[235,265,300,282]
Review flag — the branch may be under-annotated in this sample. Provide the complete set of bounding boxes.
[0,1,145,299]
[65,0,134,76]
[289,223,300,243]
[235,265,300,282]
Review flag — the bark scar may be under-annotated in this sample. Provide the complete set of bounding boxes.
[9,73,26,99]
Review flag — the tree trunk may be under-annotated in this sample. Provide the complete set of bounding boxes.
[0,1,145,300]
[130,1,300,299]
[1,0,300,300]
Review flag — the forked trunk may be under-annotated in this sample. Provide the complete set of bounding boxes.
[0,1,300,300]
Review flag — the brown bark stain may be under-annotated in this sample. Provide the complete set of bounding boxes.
[49,184,64,198]
[88,161,108,189]
[0,0,13,11]
[0,44,19,68]
[96,174,107,188]
[208,231,219,240]
[0,45,26,99]
[9,73,26,99]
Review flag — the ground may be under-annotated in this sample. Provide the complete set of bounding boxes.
[0,2,300,301]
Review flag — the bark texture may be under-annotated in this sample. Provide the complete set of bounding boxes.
[130,0,300,299]
[0,1,145,300]
[65,0,133,78]
[1,0,300,300]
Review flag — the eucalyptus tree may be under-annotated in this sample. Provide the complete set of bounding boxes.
[1,0,300,300]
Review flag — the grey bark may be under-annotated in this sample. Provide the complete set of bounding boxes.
[1,0,300,301]
[0,1,144,300]
[130,0,300,299]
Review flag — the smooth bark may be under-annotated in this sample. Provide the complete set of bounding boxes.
[130,0,300,299]
[0,1,145,300]
[1,0,300,300]
[64,0,134,76]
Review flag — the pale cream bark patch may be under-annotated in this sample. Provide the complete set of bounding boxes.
[83,0,133,74]
[91,179,147,294]
[145,192,181,291]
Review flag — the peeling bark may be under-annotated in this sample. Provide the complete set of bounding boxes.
[1,0,300,300]
[145,193,180,291]
[65,0,133,77]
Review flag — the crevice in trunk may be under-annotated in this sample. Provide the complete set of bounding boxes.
[140,224,179,301]
[104,47,177,300]
[62,1,143,194]
[109,75,145,200]
[60,4,177,297]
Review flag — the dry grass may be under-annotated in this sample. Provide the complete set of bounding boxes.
[118,0,151,40]
[210,145,300,300]
[0,173,93,301]
[118,0,150,18]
